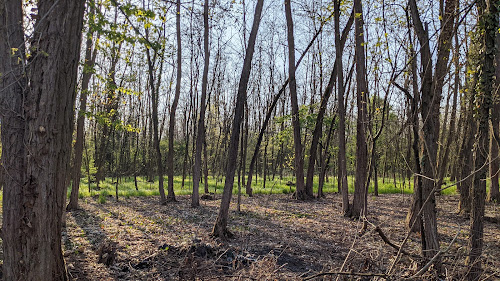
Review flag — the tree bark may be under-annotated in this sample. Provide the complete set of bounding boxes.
[1,0,85,279]
[211,0,264,239]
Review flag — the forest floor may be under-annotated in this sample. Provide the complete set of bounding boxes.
[59,193,500,280]
[2,193,499,280]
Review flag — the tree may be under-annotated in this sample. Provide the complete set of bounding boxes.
[408,0,457,271]
[489,17,500,203]
[350,0,369,218]
[285,0,308,200]
[192,0,210,207]
[212,0,264,239]
[335,0,351,216]
[68,1,99,211]
[467,1,498,279]
[0,0,86,279]
[145,26,167,205]
[166,0,182,202]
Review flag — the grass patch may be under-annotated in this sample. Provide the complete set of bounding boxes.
[69,175,458,201]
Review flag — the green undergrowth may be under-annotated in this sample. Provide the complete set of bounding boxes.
[69,175,459,201]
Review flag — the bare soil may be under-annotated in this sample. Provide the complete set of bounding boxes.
[61,193,500,280]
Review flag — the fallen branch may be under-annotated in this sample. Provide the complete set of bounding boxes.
[374,225,415,258]
[303,271,388,280]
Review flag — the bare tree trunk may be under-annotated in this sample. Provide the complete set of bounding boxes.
[335,0,350,216]
[489,20,500,202]
[408,0,457,271]
[166,0,182,202]
[467,1,497,279]
[211,0,264,239]
[351,0,369,218]
[285,0,307,200]
[399,24,423,233]
[1,0,85,279]
[67,3,98,210]
[145,23,167,205]
[192,0,210,207]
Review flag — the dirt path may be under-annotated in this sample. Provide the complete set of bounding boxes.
[61,193,500,280]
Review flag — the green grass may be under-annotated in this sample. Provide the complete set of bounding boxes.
[69,175,459,200]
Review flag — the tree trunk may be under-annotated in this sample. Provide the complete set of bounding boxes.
[0,0,85,279]
[211,0,264,239]
[67,4,98,210]
[351,0,369,218]
[145,27,167,205]
[166,0,182,202]
[467,1,497,279]
[489,20,500,203]
[192,0,210,207]
[409,0,457,270]
[335,0,350,216]
[284,0,307,200]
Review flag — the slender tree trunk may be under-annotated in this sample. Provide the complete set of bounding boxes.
[166,0,182,202]
[67,4,98,210]
[351,0,369,218]
[211,0,264,239]
[192,0,210,207]
[284,0,307,200]
[335,0,350,216]
[145,26,167,205]
[203,140,209,193]
[1,0,85,279]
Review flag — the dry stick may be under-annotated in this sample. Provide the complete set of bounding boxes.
[406,227,461,279]
[303,271,388,280]
[374,225,416,258]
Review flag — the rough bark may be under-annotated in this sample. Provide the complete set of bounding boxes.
[1,0,86,279]
[211,0,264,239]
